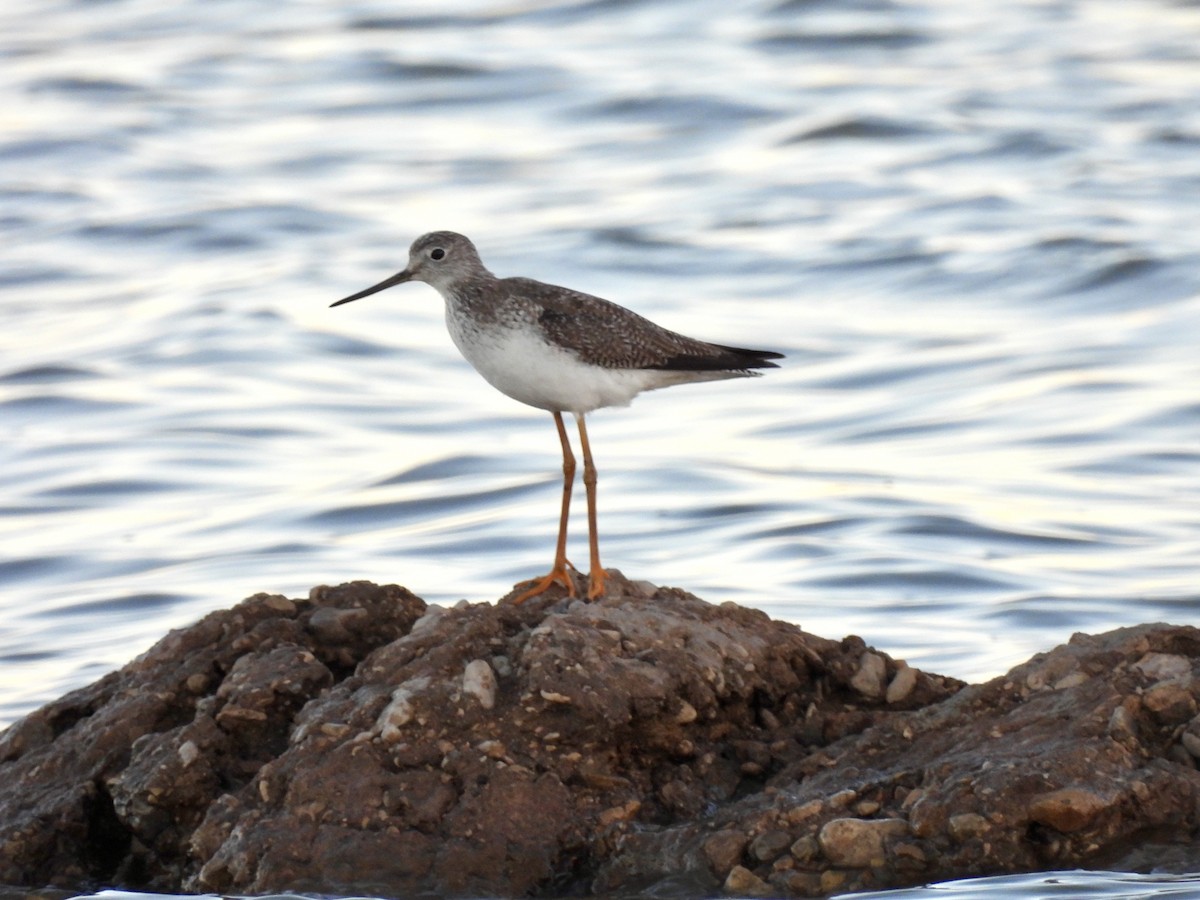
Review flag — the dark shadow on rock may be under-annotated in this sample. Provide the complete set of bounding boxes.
[0,576,1198,897]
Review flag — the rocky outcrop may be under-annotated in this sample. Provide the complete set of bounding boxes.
[1,577,1198,897]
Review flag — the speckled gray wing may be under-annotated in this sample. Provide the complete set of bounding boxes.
[507,277,784,373]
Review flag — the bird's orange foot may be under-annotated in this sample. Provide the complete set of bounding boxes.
[511,560,578,605]
[586,567,609,601]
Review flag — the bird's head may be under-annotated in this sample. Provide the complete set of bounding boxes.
[331,231,486,307]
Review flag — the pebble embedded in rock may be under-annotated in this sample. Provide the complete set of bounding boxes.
[789,834,819,862]
[948,812,989,841]
[893,840,926,863]
[1182,730,1200,759]
[1134,652,1192,681]
[828,789,858,809]
[462,659,497,710]
[476,739,506,758]
[675,700,698,724]
[308,606,369,643]
[886,664,918,703]
[1053,671,1089,690]
[818,817,909,867]
[749,829,792,862]
[377,677,430,743]
[409,605,446,634]
[1143,681,1197,724]
[820,869,849,893]
[215,705,267,728]
[850,652,887,700]
[703,829,748,877]
[178,740,200,767]
[723,864,771,896]
[1028,787,1108,832]
[1108,703,1139,744]
[783,798,824,825]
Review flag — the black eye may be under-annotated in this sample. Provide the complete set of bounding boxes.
[430,248,445,261]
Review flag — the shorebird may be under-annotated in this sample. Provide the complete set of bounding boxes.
[332,231,782,602]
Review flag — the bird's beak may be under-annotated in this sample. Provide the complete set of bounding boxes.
[330,269,413,307]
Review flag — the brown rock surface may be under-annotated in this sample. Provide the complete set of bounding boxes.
[1,577,1199,897]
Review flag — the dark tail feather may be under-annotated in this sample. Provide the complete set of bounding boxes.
[649,344,784,372]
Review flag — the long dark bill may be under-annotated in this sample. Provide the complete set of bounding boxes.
[330,269,412,307]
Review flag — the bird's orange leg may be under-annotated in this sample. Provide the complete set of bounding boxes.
[575,412,608,600]
[512,411,578,603]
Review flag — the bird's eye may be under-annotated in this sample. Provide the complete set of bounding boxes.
[430,248,446,261]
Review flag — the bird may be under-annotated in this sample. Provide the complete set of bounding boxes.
[331,231,783,603]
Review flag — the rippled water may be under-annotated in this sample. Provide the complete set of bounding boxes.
[841,870,1200,899]
[2,0,1200,765]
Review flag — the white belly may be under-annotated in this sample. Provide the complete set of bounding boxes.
[448,319,659,413]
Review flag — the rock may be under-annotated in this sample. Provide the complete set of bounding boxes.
[828,789,857,810]
[597,799,641,825]
[1143,680,1197,724]
[3,581,1200,899]
[1134,652,1192,680]
[886,664,918,703]
[0,582,424,892]
[850,651,887,700]
[818,817,909,867]
[178,740,200,767]
[703,829,747,876]
[307,606,368,644]
[783,799,824,825]
[1053,671,1089,689]
[789,834,819,862]
[1169,745,1195,769]
[749,829,793,862]
[821,869,851,893]
[947,812,989,840]
[675,700,699,724]
[892,840,927,868]
[855,799,881,816]
[1108,702,1139,744]
[907,793,947,839]
[724,864,771,896]
[592,622,1200,896]
[1181,730,1200,759]
[1028,788,1109,833]
[462,659,497,710]
[376,677,430,741]
[409,604,446,634]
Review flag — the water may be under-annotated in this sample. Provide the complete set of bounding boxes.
[2,1,1200,892]
[838,870,1200,899]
